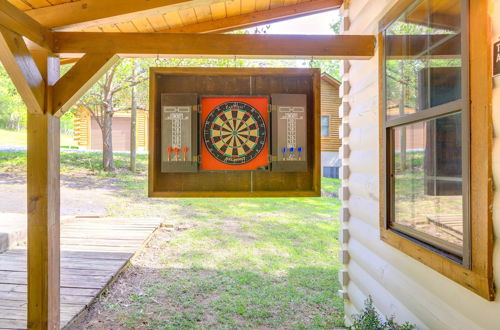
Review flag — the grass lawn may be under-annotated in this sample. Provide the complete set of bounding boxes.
[0,128,76,147]
[0,151,344,329]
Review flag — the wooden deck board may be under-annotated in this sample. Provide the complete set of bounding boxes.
[0,217,162,329]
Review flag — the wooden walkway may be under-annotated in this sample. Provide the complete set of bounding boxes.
[0,217,163,329]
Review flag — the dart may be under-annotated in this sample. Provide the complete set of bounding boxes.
[282,147,287,160]
[182,147,188,161]
[289,147,295,160]
[174,147,180,161]
[167,147,172,161]
[298,147,303,160]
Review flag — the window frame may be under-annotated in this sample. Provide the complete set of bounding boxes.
[378,0,494,300]
[321,115,330,137]
[383,0,470,265]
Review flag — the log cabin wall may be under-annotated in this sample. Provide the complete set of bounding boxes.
[320,74,341,152]
[341,0,500,328]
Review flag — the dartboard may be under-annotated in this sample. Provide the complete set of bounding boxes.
[203,101,267,165]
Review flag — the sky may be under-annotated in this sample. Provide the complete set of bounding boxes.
[255,10,339,35]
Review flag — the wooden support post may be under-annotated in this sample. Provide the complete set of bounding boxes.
[27,48,61,330]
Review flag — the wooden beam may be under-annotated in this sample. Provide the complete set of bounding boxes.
[0,26,45,114]
[25,0,226,30]
[161,0,342,33]
[53,33,375,59]
[0,0,52,49]
[27,50,61,329]
[60,58,80,65]
[53,53,120,116]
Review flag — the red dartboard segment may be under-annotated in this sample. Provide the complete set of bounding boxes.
[200,97,269,171]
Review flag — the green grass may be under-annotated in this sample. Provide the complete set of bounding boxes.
[104,175,345,328]
[0,128,76,147]
[0,151,148,175]
[0,150,344,328]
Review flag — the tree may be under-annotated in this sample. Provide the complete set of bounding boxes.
[130,59,138,172]
[77,59,148,171]
[0,65,26,130]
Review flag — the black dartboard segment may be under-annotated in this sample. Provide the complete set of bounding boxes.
[203,101,267,165]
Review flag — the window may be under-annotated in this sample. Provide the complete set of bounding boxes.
[321,116,330,137]
[382,0,470,265]
[379,0,493,300]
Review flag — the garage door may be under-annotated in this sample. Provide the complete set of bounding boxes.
[90,117,131,151]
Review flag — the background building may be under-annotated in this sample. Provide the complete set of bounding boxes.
[320,73,342,178]
[74,107,149,152]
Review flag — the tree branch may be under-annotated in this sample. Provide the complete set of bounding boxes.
[111,76,148,94]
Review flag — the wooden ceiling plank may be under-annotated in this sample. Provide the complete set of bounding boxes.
[46,0,73,4]
[52,32,375,59]
[115,21,138,33]
[270,0,284,9]
[210,1,227,20]
[0,25,45,114]
[163,11,184,28]
[225,0,241,16]
[52,53,120,116]
[178,8,199,25]
[194,5,213,23]
[131,17,155,32]
[7,0,31,10]
[241,0,255,14]
[147,14,170,31]
[0,0,53,49]
[25,0,51,8]
[25,0,227,30]
[100,24,120,33]
[82,26,102,32]
[159,0,340,34]
[255,0,271,11]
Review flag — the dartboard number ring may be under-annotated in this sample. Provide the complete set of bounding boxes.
[203,101,267,165]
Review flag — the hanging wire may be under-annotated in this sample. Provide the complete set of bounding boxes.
[155,54,161,67]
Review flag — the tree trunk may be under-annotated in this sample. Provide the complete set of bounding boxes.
[130,59,137,172]
[102,108,115,171]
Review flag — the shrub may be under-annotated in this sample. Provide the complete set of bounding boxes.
[350,296,416,330]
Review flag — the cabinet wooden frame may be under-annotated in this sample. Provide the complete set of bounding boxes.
[148,67,321,198]
[377,0,494,300]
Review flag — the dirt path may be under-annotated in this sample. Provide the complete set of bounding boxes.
[0,172,119,216]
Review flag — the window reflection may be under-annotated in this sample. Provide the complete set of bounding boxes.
[392,113,463,252]
[385,0,462,120]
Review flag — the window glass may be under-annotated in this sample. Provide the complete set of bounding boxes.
[392,112,463,254]
[385,0,462,120]
[321,116,330,137]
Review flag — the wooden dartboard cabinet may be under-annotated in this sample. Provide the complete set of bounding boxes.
[148,67,321,197]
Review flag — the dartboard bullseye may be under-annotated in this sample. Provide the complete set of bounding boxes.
[203,101,267,165]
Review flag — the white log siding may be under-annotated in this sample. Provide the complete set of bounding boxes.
[341,0,500,328]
